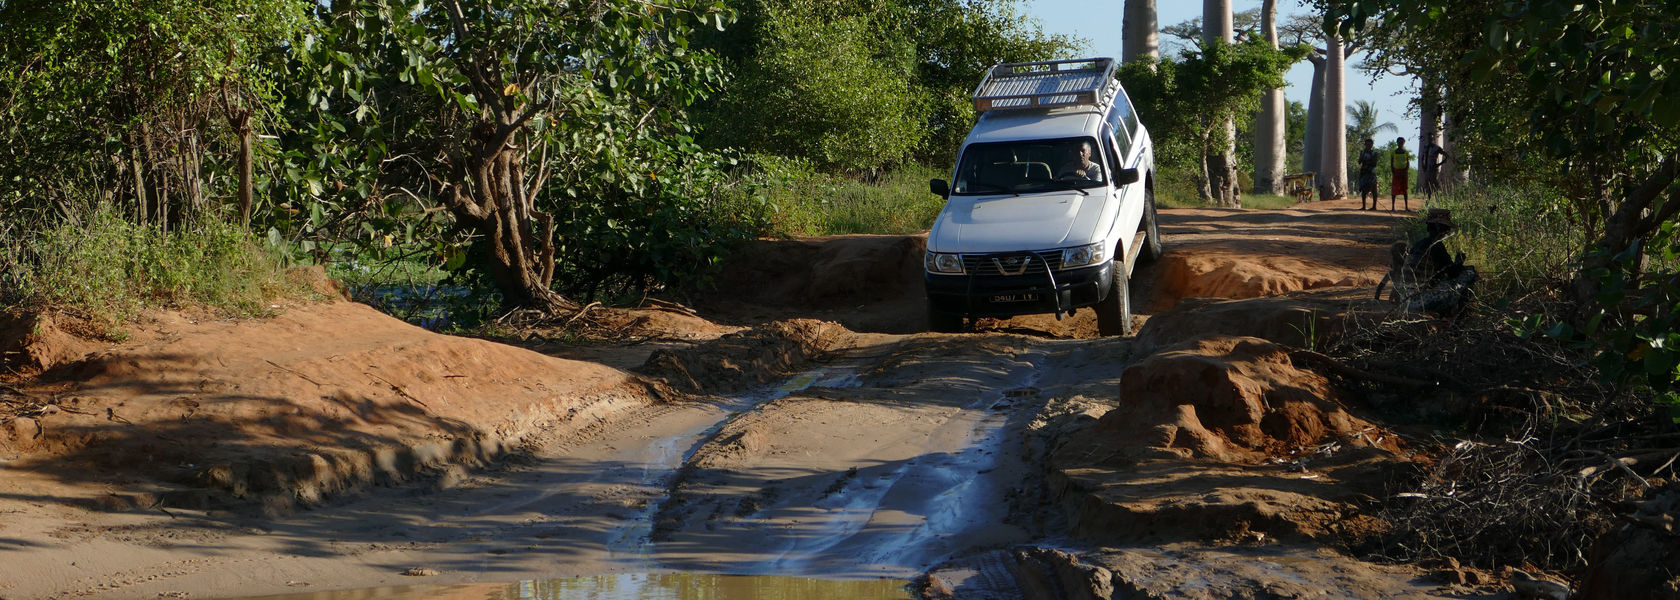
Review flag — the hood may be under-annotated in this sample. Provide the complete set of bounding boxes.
[927,189,1110,253]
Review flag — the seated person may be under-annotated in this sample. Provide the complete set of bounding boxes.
[1400,208,1479,316]
[1057,140,1104,182]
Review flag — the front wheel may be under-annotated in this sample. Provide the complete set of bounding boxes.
[1095,266,1132,336]
[1140,185,1164,264]
[927,301,964,333]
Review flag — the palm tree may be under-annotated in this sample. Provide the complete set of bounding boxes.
[1345,100,1397,146]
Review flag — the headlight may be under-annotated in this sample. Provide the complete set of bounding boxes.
[925,252,965,274]
[1061,243,1106,269]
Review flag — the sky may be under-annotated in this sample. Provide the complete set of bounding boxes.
[1025,0,1420,141]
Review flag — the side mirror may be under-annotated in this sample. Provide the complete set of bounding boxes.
[1114,168,1140,186]
[930,178,950,197]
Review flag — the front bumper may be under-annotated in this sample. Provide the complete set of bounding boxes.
[925,261,1113,318]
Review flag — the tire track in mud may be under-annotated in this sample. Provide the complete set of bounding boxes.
[639,335,1066,578]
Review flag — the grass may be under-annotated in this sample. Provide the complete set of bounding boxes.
[757,160,947,237]
[1402,183,1581,300]
[9,211,317,331]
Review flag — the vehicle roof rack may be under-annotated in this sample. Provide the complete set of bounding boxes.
[971,58,1117,113]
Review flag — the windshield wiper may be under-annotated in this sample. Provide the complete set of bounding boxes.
[1042,179,1093,195]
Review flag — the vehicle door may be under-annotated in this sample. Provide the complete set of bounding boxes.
[1103,118,1144,257]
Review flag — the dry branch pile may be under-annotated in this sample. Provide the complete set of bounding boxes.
[1320,309,1677,571]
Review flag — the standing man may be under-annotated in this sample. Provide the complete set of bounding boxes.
[1356,138,1379,210]
[1390,136,1412,212]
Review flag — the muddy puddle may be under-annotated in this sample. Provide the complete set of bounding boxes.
[604,368,864,563]
[239,573,911,600]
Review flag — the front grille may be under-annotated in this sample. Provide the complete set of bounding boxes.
[962,250,1063,276]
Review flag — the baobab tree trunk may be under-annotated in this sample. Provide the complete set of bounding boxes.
[1253,0,1284,195]
[1304,55,1324,179]
[1123,0,1158,65]
[1319,31,1348,200]
[1441,89,1467,188]
[1417,81,1442,197]
[1203,0,1239,207]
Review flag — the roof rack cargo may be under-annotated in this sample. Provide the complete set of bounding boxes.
[971,57,1117,113]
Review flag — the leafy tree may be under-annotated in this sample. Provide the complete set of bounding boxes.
[699,2,926,171]
[901,0,1082,166]
[1285,99,1308,169]
[302,0,737,311]
[1120,36,1307,206]
[696,0,1078,170]
[1328,0,1680,402]
[0,0,309,229]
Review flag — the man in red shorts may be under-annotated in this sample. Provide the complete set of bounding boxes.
[1390,136,1412,212]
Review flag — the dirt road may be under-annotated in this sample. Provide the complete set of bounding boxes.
[1,200,1498,599]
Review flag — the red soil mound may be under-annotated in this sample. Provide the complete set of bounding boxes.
[1,301,647,511]
[1082,335,1395,463]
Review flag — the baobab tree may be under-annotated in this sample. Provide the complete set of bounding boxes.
[1123,0,1158,64]
[1203,0,1238,207]
[1253,0,1284,195]
[1282,14,1360,187]
[1319,29,1348,199]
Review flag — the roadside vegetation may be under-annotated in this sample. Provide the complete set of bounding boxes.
[0,0,1072,327]
[1312,0,1680,579]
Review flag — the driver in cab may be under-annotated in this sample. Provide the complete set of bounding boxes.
[1058,140,1103,182]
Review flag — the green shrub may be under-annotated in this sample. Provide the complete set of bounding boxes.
[753,157,946,237]
[10,211,310,325]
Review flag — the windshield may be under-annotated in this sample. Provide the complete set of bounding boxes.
[952,137,1107,195]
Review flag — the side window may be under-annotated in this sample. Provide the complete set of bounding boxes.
[1115,87,1140,134]
[1106,106,1133,162]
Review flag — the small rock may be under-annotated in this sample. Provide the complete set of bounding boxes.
[401,567,440,577]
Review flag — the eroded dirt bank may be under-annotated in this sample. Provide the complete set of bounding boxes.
[1,198,1556,599]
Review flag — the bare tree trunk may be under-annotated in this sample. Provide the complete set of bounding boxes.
[1304,55,1324,182]
[130,141,148,225]
[1319,32,1348,200]
[1123,0,1158,65]
[444,128,570,314]
[1203,0,1239,207]
[1253,0,1284,195]
[232,111,254,227]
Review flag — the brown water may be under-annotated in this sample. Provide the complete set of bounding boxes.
[238,573,912,600]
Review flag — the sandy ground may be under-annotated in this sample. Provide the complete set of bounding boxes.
[0,198,1511,599]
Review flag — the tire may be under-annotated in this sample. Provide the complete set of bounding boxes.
[927,302,964,333]
[1140,185,1164,264]
[1095,265,1132,336]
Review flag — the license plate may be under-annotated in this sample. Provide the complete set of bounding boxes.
[991,293,1039,303]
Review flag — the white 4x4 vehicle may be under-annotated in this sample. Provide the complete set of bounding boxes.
[925,58,1161,335]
